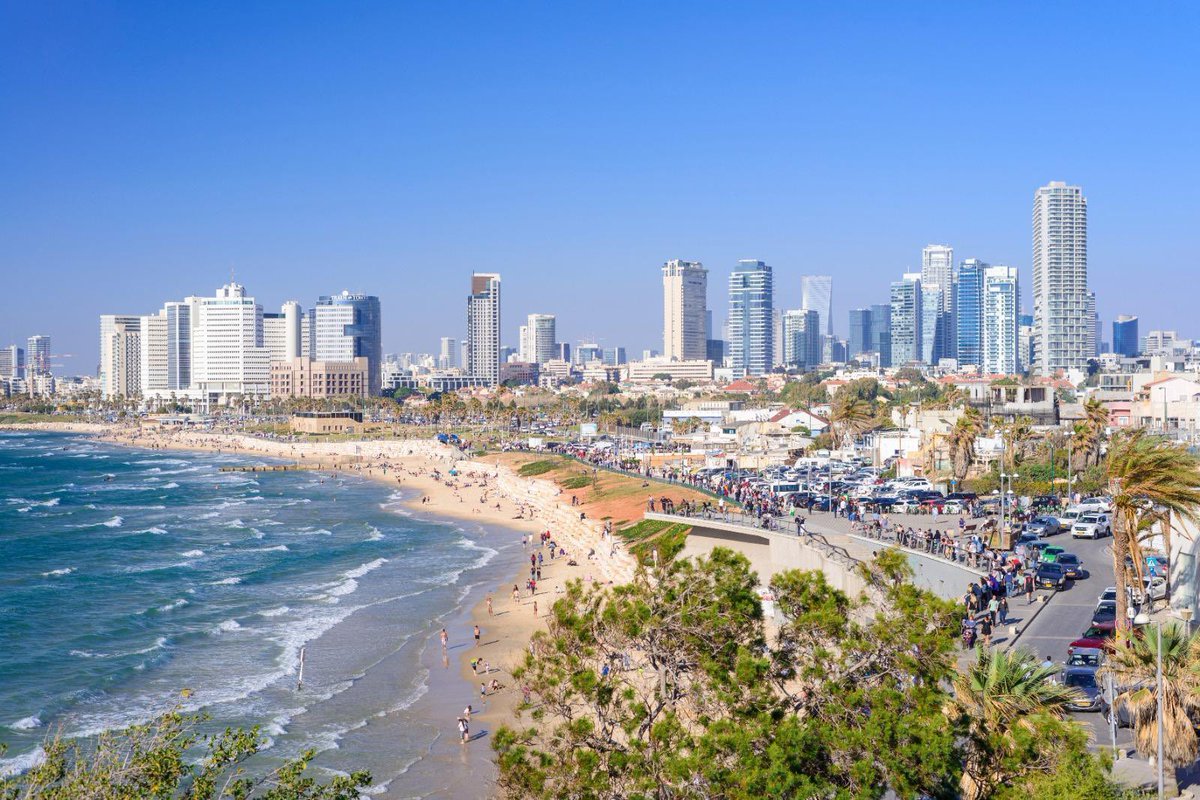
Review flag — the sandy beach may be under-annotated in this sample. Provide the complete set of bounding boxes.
[3,421,638,794]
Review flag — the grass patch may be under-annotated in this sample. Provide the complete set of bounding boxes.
[620,520,692,566]
[0,413,77,424]
[517,459,560,477]
[560,475,593,490]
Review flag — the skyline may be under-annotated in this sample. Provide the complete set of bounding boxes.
[3,3,1199,366]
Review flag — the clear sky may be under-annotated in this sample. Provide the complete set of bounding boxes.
[2,2,1197,373]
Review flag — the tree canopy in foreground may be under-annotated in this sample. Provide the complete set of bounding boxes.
[494,547,1134,799]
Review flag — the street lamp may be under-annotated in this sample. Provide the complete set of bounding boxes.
[1134,611,1164,800]
[999,472,1018,545]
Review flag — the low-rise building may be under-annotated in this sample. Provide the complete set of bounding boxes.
[623,358,714,383]
[290,410,364,434]
[271,357,369,398]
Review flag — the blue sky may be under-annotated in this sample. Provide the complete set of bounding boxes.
[2,2,1197,371]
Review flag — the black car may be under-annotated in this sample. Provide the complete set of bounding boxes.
[946,491,978,502]
[1056,553,1085,580]
[1035,561,1072,591]
[1031,495,1062,510]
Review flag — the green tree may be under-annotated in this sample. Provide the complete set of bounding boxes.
[950,647,1085,800]
[949,406,983,482]
[0,704,369,799]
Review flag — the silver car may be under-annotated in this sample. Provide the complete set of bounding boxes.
[1062,665,1108,712]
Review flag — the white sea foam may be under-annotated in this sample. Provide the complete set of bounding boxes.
[344,558,388,580]
[100,516,123,528]
[259,605,290,617]
[212,576,242,585]
[0,745,46,777]
[180,550,205,558]
[41,567,75,577]
[8,715,41,731]
[161,482,179,489]
[223,518,246,528]
[136,526,168,535]
[364,524,383,541]
[158,598,188,612]
[250,528,265,539]
[213,619,242,634]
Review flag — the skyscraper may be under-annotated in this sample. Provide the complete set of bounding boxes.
[800,275,833,335]
[889,274,922,366]
[1032,181,1090,375]
[1113,315,1139,357]
[99,315,142,398]
[0,346,24,380]
[661,259,708,361]
[982,266,1020,374]
[920,284,943,364]
[955,259,987,368]
[140,310,170,395]
[439,337,457,369]
[520,314,556,364]
[727,259,773,376]
[782,308,821,371]
[190,283,270,397]
[164,301,193,391]
[869,303,892,367]
[466,273,501,386]
[311,292,383,395]
[847,308,871,356]
[921,245,954,311]
[25,335,50,377]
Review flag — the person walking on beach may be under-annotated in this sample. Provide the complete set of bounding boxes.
[440,628,448,648]
[486,595,493,616]
[533,600,538,617]
[473,624,481,646]
[458,716,469,744]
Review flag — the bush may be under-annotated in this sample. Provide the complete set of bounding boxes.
[517,460,559,477]
[560,475,592,490]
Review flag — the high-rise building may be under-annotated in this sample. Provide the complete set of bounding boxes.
[800,275,833,335]
[190,283,271,397]
[1144,331,1178,355]
[847,308,871,356]
[889,274,922,366]
[982,266,1020,374]
[554,342,571,363]
[439,337,457,369]
[823,335,847,365]
[781,309,821,371]
[921,245,955,311]
[140,311,170,395]
[869,303,892,367]
[466,274,501,386]
[164,301,193,390]
[576,342,602,364]
[920,283,947,364]
[1113,315,1139,357]
[310,292,382,395]
[99,315,142,398]
[0,345,25,380]
[1086,292,1098,358]
[519,314,556,364]
[662,259,708,361]
[602,347,627,366]
[25,336,50,377]
[1032,181,1090,375]
[1018,314,1035,373]
[727,259,773,376]
[955,259,987,368]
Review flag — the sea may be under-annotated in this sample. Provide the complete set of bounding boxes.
[0,430,525,797]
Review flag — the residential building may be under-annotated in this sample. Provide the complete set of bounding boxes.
[624,358,714,383]
[781,309,821,371]
[1032,181,1090,375]
[1086,291,1098,358]
[955,259,986,368]
[99,315,142,398]
[661,259,708,361]
[889,274,922,366]
[1144,330,1178,355]
[466,273,501,386]
[189,283,271,398]
[800,275,833,335]
[1018,314,1034,374]
[0,346,23,380]
[139,311,170,394]
[499,361,539,386]
[981,265,1020,374]
[727,259,773,376]
[262,301,304,364]
[921,245,954,311]
[1113,315,1139,357]
[519,314,556,364]
[847,308,871,357]
[164,301,193,391]
[25,335,50,376]
[270,357,369,398]
[310,292,382,395]
[920,283,951,364]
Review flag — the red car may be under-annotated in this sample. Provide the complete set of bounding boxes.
[1068,622,1116,655]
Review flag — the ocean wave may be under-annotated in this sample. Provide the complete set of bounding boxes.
[259,605,290,617]
[158,598,188,612]
[136,526,168,535]
[211,576,242,585]
[8,715,41,731]
[180,550,205,558]
[223,518,247,529]
[364,524,383,542]
[41,567,75,577]
[101,515,123,528]
[313,558,387,603]
[213,619,241,634]
[161,482,179,489]
[250,528,265,539]
[0,745,46,778]
[248,545,289,553]
[344,558,388,580]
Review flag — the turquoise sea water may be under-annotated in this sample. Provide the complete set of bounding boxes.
[0,431,519,794]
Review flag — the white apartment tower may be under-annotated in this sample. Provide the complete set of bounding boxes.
[190,283,271,396]
[519,314,556,364]
[662,259,708,361]
[1032,182,1090,375]
[466,273,501,386]
[921,244,955,312]
[439,337,457,370]
[799,275,833,335]
[99,314,143,399]
[25,335,50,376]
[981,265,1020,374]
[140,311,170,395]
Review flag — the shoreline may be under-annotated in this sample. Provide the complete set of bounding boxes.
[2,422,638,794]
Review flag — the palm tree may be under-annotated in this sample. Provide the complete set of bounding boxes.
[1107,429,1200,627]
[949,406,983,482]
[830,393,874,449]
[1100,622,1200,768]
[951,647,1084,800]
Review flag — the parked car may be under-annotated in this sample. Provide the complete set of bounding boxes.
[1040,545,1067,563]
[946,491,978,502]
[1069,622,1117,655]
[1072,513,1112,539]
[1092,599,1118,625]
[1031,494,1062,510]
[1099,586,1118,603]
[1016,532,1045,548]
[943,499,965,514]
[1061,665,1108,712]
[1130,575,1168,604]
[1056,553,1085,580]
[1078,496,1114,512]
[1024,515,1062,537]
[1036,561,1073,591]
[1067,650,1104,668]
